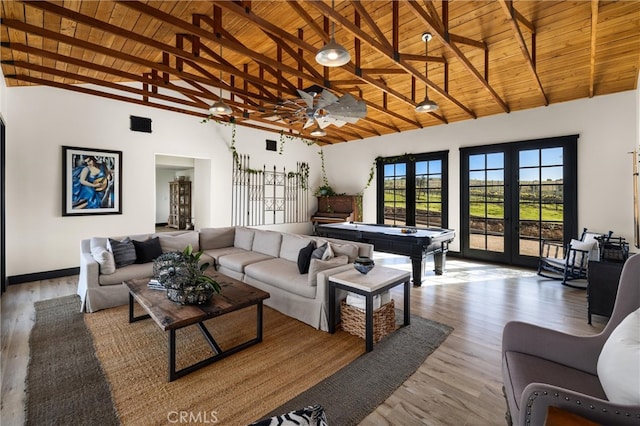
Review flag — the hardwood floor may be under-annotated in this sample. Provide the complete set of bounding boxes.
[0,255,607,426]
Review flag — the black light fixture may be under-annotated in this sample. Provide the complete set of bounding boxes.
[415,32,439,113]
[209,45,233,116]
[315,0,351,67]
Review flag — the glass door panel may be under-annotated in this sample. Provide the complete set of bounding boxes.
[383,163,407,226]
[468,153,505,254]
[415,159,443,227]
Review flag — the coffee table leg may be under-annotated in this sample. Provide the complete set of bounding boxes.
[256,302,263,342]
[404,280,411,326]
[365,294,374,352]
[168,329,177,382]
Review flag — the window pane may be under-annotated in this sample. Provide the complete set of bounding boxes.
[520,149,539,167]
[486,202,504,219]
[542,147,563,166]
[520,168,539,182]
[469,154,485,170]
[469,171,485,184]
[470,188,485,202]
[486,153,504,169]
[469,202,486,217]
[541,166,563,182]
[486,169,503,183]
[429,160,442,174]
[416,161,427,175]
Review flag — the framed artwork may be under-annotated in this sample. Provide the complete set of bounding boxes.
[62,146,122,216]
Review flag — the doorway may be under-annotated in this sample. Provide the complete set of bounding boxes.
[460,135,578,268]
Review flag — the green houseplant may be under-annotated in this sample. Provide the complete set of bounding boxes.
[153,245,221,305]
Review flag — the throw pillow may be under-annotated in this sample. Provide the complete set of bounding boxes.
[307,255,348,286]
[133,237,163,264]
[330,242,359,262]
[297,241,316,274]
[249,404,327,426]
[91,245,116,275]
[311,243,327,260]
[321,242,334,260]
[108,237,137,268]
[597,307,640,405]
[569,238,596,252]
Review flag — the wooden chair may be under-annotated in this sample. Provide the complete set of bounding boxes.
[537,228,611,288]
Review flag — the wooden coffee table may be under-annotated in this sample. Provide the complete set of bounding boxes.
[125,270,270,381]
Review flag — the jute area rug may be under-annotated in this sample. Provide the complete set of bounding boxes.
[27,295,452,426]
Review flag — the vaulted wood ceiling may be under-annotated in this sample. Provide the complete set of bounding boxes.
[1,1,639,145]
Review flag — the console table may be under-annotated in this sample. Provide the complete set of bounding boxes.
[587,259,625,324]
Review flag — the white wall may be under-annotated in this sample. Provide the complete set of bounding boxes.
[4,80,639,277]
[322,91,639,253]
[5,86,321,276]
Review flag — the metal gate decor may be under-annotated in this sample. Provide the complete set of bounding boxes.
[232,155,309,226]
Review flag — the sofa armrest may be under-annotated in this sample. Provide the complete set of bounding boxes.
[502,321,606,375]
[519,383,640,426]
[315,263,355,301]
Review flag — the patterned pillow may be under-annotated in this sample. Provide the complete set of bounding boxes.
[249,404,328,426]
[108,237,136,268]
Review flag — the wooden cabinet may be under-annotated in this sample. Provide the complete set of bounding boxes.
[168,180,191,229]
[587,260,625,324]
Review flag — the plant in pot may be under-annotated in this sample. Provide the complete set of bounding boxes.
[153,245,221,305]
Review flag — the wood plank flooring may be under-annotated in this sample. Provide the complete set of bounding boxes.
[0,255,607,426]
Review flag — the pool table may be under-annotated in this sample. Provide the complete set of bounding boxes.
[316,222,455,286]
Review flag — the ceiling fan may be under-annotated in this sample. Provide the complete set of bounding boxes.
[260,86,367,135]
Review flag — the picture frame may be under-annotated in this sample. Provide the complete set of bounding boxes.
[62,146,122,216]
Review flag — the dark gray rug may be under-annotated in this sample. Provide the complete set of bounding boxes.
[262,312,453,425]
[25,295,119,425]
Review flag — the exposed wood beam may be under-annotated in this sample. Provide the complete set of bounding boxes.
[589,0,599,98]
[404,0,509,113]
[350,1,394,53]
[497,0,548,106]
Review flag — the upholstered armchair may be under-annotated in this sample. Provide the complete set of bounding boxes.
[503,253,640,425]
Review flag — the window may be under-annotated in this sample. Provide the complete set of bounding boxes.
[376,151,448,228]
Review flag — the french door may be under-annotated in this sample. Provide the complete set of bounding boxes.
[461,135,578,268]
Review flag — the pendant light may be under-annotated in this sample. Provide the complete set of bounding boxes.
[310,126,327,137]
[209,45,233,116]
[415,32,439,113]
[315,0,351,67]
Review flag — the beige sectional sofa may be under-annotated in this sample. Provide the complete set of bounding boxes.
[77,226,373,331]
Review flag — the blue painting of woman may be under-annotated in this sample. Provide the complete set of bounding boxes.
[72,155,114,209]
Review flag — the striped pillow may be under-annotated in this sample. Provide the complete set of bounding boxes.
[108,237,137,268]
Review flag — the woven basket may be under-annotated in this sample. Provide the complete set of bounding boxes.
[340,299,397,343]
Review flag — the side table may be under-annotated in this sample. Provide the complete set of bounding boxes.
[328,266,411,352]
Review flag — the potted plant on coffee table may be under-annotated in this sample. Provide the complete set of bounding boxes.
[153,245,221,304]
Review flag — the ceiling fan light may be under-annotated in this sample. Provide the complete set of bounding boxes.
[315,38,351,67]
[415,97,439,113]
[209,100,233,115]
[310,126,327,137]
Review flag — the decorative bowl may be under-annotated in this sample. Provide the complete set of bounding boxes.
[354,256,375,274]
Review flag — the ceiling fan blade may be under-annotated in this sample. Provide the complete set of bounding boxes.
[303,118,315,129]
[320,116,347,128]
[316,90,340,109]
[296,89,315,108]
[324,93,368,121]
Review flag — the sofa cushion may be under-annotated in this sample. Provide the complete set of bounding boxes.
[217,251,273,274]
[133,237,163,263]
[308,255,349,286]
[90,237,116,274]
[200,227,235,250]
[202,246,246,264]
[158,231,199,252]
[280,233,315,262]
[244,258,316,298]
[597,307,640,405]
[108,237,137,268]
[234,227,255,250]
[297,241,316,274]
[329,242,359,263]
[252,230,283,257]
[99,262,154,286]
[311,243,328,260]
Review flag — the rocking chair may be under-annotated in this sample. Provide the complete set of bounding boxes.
[537,228,612,288]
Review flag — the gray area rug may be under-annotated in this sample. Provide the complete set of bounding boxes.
[25,295,119,425]
[262,312,453,425]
